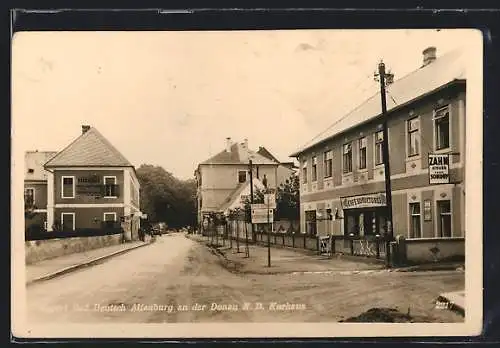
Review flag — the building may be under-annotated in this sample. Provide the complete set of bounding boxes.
[195,138,295,227]
[38,125,142,240]
[24,151,58,232]
[289,46,466,252]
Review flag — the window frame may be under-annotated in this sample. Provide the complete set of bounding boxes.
[103,176,118,198]
[374,131,384,166]
[358,137,367,170]
[436,199,452,238]
[311,156,318,182]
[323,150,333,178]
[407,116,420,157]
[433,105,451,151]
[342,143,353,174]
[409,202,422,238]
[61,176,75,199]
[61,212,75,231]
[24,187,35,205]
[302,161,308,184]
[103,212,117,222]
[237,170,247,184]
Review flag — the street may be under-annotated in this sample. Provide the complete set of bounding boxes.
[26,233,464,323]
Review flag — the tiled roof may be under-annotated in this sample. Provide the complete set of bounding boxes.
[290,48,466,157]
[45,127,133,167]
[218,179,265,212]
[256,146,281,163]
[200,142,278,166]
[25,151,58,181]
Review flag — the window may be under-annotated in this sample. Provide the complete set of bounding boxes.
[103,212,117,228]
[61,212,75,231]
[342,143,352,174]
[358,137,367,170]
[312,156,317,181]
[324,150,333,178]
[104,176,118,197]
[409,203,421,238]
[407,117,420,157]
[434,106,450,150]
[374,131,384,165]
[437,200,452,237]
[238,170,247,183]
[305,210,317,236]
[302,161,308,184]
[61,176,75,198]
[24,188,35,206]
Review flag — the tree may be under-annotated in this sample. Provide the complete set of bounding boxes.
[275,174,300,220]
[136,164,197,229]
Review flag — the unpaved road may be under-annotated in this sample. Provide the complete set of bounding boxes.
[26,233,464,323]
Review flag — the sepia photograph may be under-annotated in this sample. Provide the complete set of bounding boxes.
[11,28,483,338]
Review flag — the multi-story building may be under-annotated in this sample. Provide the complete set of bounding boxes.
[24,151,58,231]
[290,47,466,246]
[195,138,295,227]
[38,125,142,240]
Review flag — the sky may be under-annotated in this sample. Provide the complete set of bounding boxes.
[12,29,477,179]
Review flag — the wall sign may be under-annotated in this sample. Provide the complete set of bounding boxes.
[424,200,432,221]
[428,154,450,184]
[340,192,387,209]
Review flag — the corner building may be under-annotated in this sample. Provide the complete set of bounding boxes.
[290,47,466,245]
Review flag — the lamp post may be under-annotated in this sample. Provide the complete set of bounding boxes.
[375,60,394,267]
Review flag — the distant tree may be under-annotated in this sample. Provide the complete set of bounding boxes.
[136,164,197,229]
[275,174,300,220]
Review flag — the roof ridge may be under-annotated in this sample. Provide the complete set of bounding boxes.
[44,129,88,167]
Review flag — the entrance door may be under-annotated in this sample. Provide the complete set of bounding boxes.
[61,213,75,231]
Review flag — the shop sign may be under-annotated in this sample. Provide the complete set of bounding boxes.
[424,200,432,221]
[76,184,102,195]
[340,192,387,209]
[428,154,450,184]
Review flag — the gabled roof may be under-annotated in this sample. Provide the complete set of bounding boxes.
[290,48,467,157]
[45,127,133,167]
[256,146,280,163]
[200,142,277,166]
[25,151,58,181]
[218,179,266,212]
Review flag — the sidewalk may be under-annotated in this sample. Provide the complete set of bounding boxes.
[26,239,151,285]
[209,242,386,275]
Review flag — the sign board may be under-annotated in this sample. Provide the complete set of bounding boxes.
[340,192,387,209]
[76,184,102,195]
[251,208,274,224]
[428,154,450,184]
[423,200,432,221]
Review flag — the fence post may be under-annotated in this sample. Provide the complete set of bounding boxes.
[376,238,380,259]
[317,237,320,255]
[331,236,335,257]
[304,234,306,249]
[292,234,295,248]
[350,238,354,255]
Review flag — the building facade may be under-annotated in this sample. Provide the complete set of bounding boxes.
[290,47,466,244]
[195,138,295,227]
[38,125,142,240]
[24,151,58,231]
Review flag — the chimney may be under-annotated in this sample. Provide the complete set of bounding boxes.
[82,125,91,134]
[226,137,232,152]
[422,46,437,67]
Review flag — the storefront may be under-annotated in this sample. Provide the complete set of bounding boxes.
[341,192,388,237]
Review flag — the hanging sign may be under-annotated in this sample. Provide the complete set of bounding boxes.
[423,200,432,221]
[428,154,450,184]
[340,192,387,209]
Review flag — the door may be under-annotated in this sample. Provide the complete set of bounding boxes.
[61,213,75,231]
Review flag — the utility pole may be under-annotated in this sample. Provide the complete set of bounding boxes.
[248,160,254,255]
[375,60,394,267]
[266,191,271,267]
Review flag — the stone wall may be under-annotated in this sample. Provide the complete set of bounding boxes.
[25,234,123,265]
[405,238,465,263]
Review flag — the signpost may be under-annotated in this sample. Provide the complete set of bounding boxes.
[428,154,450,184]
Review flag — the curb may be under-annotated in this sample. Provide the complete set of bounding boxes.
[26,242,151,286]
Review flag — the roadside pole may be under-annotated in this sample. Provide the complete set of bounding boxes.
[267,193,271,267]
[236,211,241,253]
[375,60,394,268]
